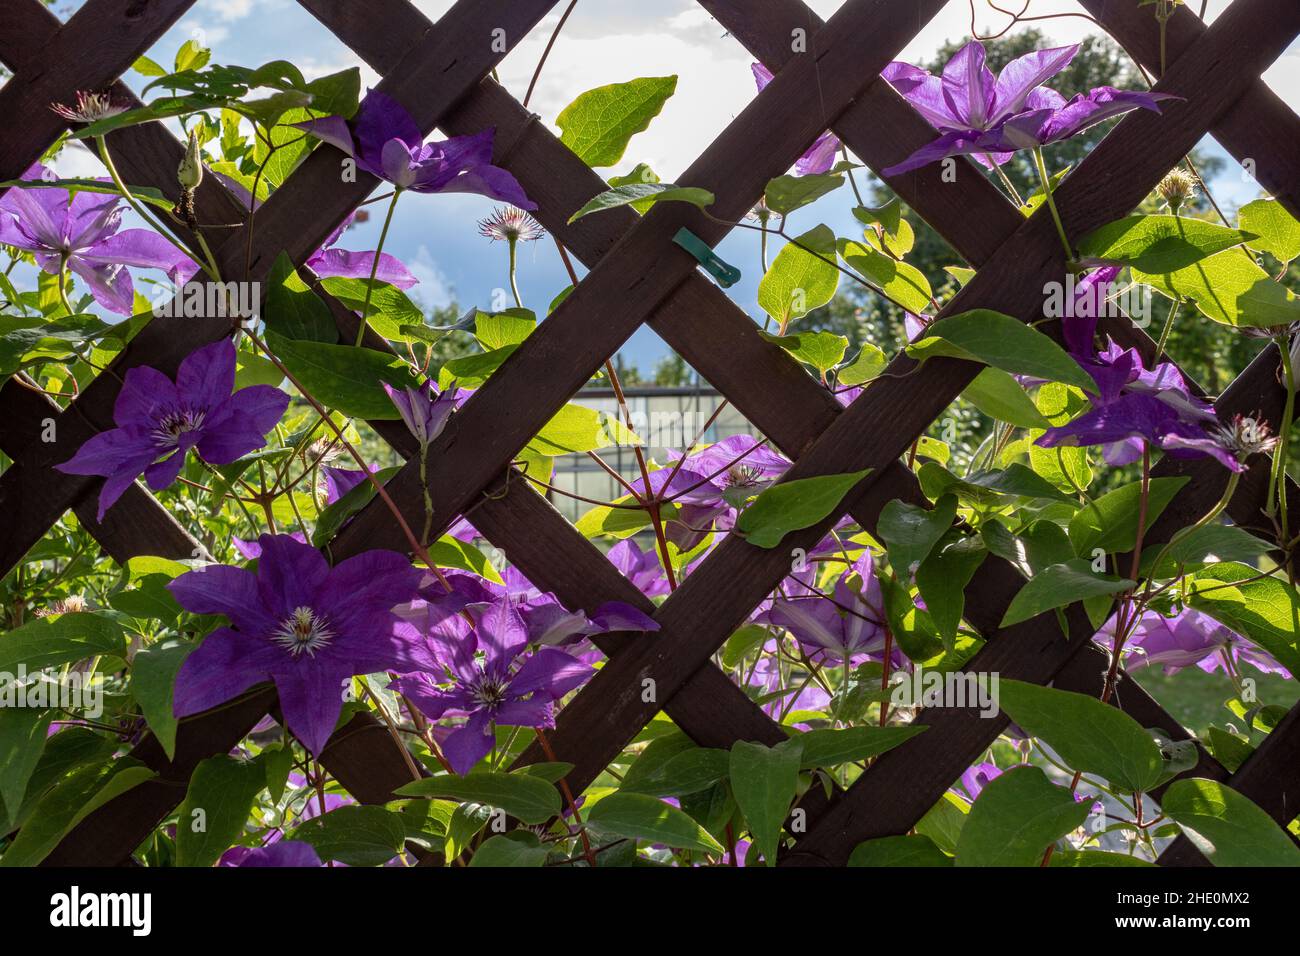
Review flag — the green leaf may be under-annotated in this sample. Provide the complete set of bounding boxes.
[174,39,211,73]
[729,739,802,865]
[916,532,988,647]
[1139,523,1274,576]
[607,163,661,213]
[108,573,182,623]
[130,638,193,761]
[527,403,641,457]
[794,725,927,769]
[474,308,536,350]
[293,805,408,866]
[996,680,1165,793]
[1077,214,1255,274]
[1067,476,1188,556]
[954,766,1091,866]
[557,76,678,167]
[906,309,1096,393]
[999,559,1130,628]
[758,225,839,325]
[735,469,870,548]
[310,465,401,547]
[848,834,952,866]
[0,706,53,817]
[1135,247,1300,328]
[396,772,561,825]
[764,172,844,216]
[0,313,114,376]
[320,276,425,342]
[265,251,339,343]
[266,331,422,419]
[0,758,154,867]
[621,747,730,797]
[469,833,550,867]
[838,239,932,313]
[1239,198,1300,263]
[759,329,847,373]
[438,345,515,389]
[304,67,361,119]
[877,494,957,575]
[1163,778,1300,867]
[568,183,713,222]
[176,755,267,867]
[133,55,167,77]
[1186,562,1300,677]
[575,497,677,539]
[839,342,887,386]
[0,613,126,673]
[962,367,1051,429]
[587,791,723,854]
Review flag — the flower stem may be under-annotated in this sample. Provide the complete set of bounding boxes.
[97,136,207,277]
[56,254,74,315]
[507,236,523,309]
[1032,147,1073,263]
[356,188,402,347]
[1267,330,1296,547]
[1153,295,1181,363]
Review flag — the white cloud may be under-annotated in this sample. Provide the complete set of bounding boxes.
[408,244,456,308]
[211,0,256,21]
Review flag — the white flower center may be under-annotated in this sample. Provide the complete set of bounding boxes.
[273,606,335,658]
[471,676,509,709]
[151,408,207,447]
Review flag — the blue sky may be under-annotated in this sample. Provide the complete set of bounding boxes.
[46,0,1299,370]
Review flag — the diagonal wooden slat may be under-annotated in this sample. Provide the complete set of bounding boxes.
[0,0,198,188]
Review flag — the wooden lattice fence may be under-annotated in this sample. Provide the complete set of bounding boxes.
[0,0,1297,866]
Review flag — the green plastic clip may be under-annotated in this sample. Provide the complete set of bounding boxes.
[673,227,742,288]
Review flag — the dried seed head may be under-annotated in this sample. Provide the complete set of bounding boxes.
[1211,413,1279,464]
[35,595,87,617]
[178,128,204,191]
[477,206,544,243]
[50,91,129,124]
[1156,168,1197,213]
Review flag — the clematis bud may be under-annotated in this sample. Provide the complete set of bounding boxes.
[1156,168,1196,214]
[178,129,204,190]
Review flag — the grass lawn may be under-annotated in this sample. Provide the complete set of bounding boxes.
[1131,664,1298,744]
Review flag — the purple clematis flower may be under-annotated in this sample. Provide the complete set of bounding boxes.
[752,64,841,175]
[219,841,323,868]
[762,551,895,665]
[55,339,289,520]
[881,40,1175,176]
[322,463,379,505]
[382,380,459,446]
[1095,608,1288,677]
[168,534,427,755]
[390,600,594,774]
[0,163,198,315]
[607,538,670,598]
[1038,267,1238,470]
[638,435,789,550]
[954,761,1003,803]
[306,212,418,288]
[297,90,535,207]
[476,564,660,647]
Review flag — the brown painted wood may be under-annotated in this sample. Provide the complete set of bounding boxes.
[0,0,197,186]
